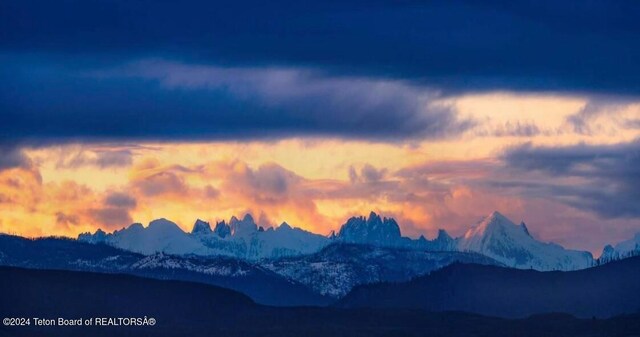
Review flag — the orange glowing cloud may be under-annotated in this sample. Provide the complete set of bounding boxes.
[0,92,638,254]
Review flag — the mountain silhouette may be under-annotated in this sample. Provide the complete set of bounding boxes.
[338,256,640,318]
[1,266,640,337]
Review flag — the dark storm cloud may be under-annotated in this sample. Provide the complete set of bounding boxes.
[0,0,639,143]
[86,192,138,228]
[236,163,302,199]
[53,148,134,169]
[132,171,189,197]
[349,164,388,183]
[87,207,133,228]
[0,58,471,143]
[55,212,80,229]
[502,140,640,218]
[2,0,639,94]
[104,192,137,209]
[0,144,31,171]
[565,99,634,135]
[474,121,544,138]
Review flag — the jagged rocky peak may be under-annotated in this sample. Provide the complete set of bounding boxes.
[191,219,212,234]
[327,230,337,239]
[426,229,457,251]
[520,221,531,237]
[337,211,402,245]
[436,229,452,241]
[601,244,616,258]
[213,220,231,238]
[78,228,108,243]
[278,222,292,230]
[229,213,258,236]
[109,222,144,236]
[367,211,381,222]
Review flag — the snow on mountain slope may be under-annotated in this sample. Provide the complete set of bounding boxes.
[80,214,331,260]
[458,211,593,271]
[411,229,458,251]
[248,222,330,258]
[432,229,458,250]
[262,243,501,298]
[0,234,328,306]
[335,212,459,251]
[229,214,259,237]
[79,219,213,256]
[130,253,251,277]
[78,228,107,244]
[193,216,330,259]
[599,232,640,263]
[78,211,598,271]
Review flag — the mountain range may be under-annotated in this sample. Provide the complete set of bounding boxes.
[78,211,613,271]
[79,215,329,260]
[0,235,328,306]
[1,210,640,329]
[261,244,498,297]
[0,233,504,305]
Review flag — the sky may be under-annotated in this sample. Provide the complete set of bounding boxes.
[1,0,639,254]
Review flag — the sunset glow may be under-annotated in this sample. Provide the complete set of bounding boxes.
[2,1,640,258]
[1,90,638,254]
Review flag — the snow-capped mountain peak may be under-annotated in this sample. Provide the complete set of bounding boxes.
[79,219,212,256]
[125,223,144,232]
[337,211,402,245]
[78,228,108,243]
[192,214,333,259]
[599,232,640,262]
[458,211,593,270]
[229,214,258,236]
[463,211,511,238]
[191,219,212,235]
[147,218,186,235]
[427,229,457,251]
[278,222,292,231]
[76,210,604,271]
[436,229,453,241]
